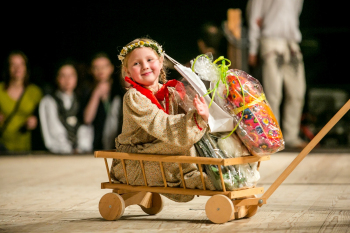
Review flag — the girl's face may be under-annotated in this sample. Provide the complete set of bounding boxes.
[9,54,27,82]
[125,47,163,89]
[91,57,114,82]
[57,65,77,94]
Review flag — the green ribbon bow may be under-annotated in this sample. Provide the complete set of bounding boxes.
[191,54,246,139]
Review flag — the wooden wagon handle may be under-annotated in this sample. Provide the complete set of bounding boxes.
[262,99,350,200]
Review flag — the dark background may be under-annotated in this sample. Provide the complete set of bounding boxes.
[1,1,349,86]
[1,0,350,148]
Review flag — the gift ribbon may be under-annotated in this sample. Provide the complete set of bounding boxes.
[191,55,230,108]
[191,55,247,139]
[233,94,266,115]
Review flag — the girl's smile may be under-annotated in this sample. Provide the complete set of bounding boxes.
[142,71,152,76]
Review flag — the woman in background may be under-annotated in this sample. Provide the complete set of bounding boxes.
[0,50,43,152]
[39,60,93,154]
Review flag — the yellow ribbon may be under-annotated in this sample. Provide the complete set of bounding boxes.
[233,94,266,115]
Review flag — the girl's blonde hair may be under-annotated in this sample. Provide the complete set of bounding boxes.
[120,38,168,86]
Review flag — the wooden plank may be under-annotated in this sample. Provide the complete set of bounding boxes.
[235,205,248,219]
[178,163,186,189]
[224,155,270,166]
[114,189,135,194]
[218,166,226,192]
[319,187,350,232]
[227,8,242,70]
[139,160,148,186]
[121,191,152,208]
[227,8,241,39]
[258,184,349,232]
[198,164,206,190]
[102,182,229,196]
[101,182,265,199]
[229,187,264,199]
[159,161,167,187]
[94,150,270,166]
[121,159,129,185]
[233,197,266,207]
[104,158,111,184]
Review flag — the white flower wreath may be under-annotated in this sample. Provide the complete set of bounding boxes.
[118,41,164,63]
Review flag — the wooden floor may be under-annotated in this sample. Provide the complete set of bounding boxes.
[0,151,350,232]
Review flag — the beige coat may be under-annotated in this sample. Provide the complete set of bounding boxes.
[110,86,215,202]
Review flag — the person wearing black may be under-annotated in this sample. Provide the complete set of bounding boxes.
[82,52,124,150]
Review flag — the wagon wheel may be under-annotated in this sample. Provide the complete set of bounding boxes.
[99,193,125,220]
[245,205,258,218]
[205,194,234,224]
[243,195,258,218]
[139,193,164,215]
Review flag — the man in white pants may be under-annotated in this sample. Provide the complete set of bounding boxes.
[247,0,307,149]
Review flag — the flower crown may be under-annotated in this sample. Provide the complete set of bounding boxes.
[118,40,164,63]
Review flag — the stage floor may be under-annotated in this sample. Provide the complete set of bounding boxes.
[0,151,349,232]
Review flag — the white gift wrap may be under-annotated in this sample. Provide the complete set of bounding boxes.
[174,64,234,133]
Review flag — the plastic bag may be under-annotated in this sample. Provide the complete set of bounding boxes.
[190,54,284,156]
[216,69,284,155]
[194,132,260,191]
[174,74,261,190]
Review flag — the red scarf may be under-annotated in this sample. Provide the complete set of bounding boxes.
[125,77,185,114]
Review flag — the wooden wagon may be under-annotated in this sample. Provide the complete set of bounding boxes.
[95,100,350,224]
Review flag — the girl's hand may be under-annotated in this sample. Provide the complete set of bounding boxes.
[193,94,209,122]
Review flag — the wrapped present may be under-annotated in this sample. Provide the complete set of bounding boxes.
[168,73,260,191]
[220,69,284,155]
[191,54,284,155]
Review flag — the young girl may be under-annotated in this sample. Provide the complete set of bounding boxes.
[110,38,216,202]
[39,60,93,154]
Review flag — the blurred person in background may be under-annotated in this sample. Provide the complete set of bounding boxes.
[82,52,123,150]
[39,60,93,154]
[247,0,307,149]
[181,22,227,84]
[0,50,43,153]
[197,21,227,61]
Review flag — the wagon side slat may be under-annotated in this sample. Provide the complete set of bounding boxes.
[139,160,148,186]
[178,163,186,189]
[218,166,226,192]
[121,159,129,185]
[159,161,167,187]
[94,151,269,166]
[198,164,206,190]
[104,158,112,184]
[101,182,264,199]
